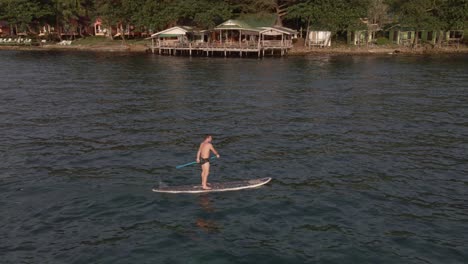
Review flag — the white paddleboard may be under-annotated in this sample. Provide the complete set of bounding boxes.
[152,177,271,194]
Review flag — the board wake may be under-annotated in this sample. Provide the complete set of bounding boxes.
[152,177,271,194]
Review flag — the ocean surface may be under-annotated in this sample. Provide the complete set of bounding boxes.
[1,50,467,263]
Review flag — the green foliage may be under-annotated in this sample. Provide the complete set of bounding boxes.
[376,36,391,44]
[437,0,468,30]
[386,0,468,31]
[0,0,51,28]
[172,0,232,28]
[399,0,440,30]
[287,0,369,33]
[0,0,467,37]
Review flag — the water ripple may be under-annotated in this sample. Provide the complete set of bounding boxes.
[1,51,468,263]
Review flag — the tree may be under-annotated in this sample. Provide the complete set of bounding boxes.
[391,0,441,47]
[368,0,389,25]
[226,0,296,26]
[0,0,50,35]
[438,0,468,30]
[287,0,369,42]
[173,0,232,28]
[51,0,85,39]
[95,0,135,41]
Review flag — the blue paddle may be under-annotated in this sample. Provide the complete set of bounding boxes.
[176,155,217,169]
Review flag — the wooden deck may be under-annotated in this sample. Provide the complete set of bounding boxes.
[150,40,293,57]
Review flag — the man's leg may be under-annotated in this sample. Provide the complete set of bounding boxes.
[201,163,211,189]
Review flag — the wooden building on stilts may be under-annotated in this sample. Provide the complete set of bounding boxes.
[148,19,297,57]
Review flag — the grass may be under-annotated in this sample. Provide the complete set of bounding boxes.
[71,36,148,46]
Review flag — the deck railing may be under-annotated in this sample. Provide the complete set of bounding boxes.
[262,40,293,47]
[157,40,292,49]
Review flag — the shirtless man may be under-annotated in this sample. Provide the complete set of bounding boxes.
[196,135,220,190]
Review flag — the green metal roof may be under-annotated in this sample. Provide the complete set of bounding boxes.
[215,14,277,31]
[215,20,259,31]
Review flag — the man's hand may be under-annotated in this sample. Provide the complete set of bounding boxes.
[197,158,200,163]
[216,154,220,159]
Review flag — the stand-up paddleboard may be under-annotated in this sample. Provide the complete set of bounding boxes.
[153,177,271,194]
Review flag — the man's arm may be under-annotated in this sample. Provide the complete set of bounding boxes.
[196,145,201,163]
[211,145,220,158]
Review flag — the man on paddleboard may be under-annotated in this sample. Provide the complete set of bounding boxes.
[196,135,220,190]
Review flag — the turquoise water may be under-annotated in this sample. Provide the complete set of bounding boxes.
[1,51,468,263]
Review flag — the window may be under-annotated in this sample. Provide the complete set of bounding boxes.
[427,31,433,41]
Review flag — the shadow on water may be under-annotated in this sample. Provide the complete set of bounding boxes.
[195,194,221,234]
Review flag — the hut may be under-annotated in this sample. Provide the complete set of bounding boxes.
[389,27,415,46]
[38,24,53,37]
[388,26,440,46]
[260,26,296,48]
[307,31,332,47]
[94,18,107,36]
[149,26,208,54]
[211,19,296,56]
[150,26,192,47]
[0,21,10,36]
[348,30,371,46]
[444,30,464,47]
[148,18,297,57]
[348,21,379,46]
[213,19,261,48]
[417,30,438,45]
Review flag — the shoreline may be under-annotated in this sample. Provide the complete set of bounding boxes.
[288,45,468,55]
[0,44,149,53]
[1,43,468,56]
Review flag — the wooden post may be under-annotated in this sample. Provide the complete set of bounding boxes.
[151,38,155,53]
[257,33,261,57]
[305,16,310,48]
[240,29,242,48]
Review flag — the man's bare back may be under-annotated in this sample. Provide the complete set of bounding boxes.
[199,142,214,159]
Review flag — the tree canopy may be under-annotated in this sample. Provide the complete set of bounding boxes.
[0,0,466,35]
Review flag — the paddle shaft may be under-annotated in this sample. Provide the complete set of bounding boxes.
[176,155,217,169]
